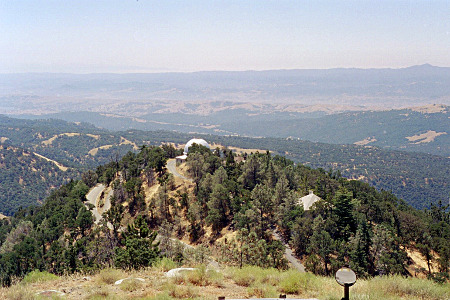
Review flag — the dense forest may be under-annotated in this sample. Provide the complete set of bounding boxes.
[0,115,448,215]
[206,135,450,209]
[0,143,448,287]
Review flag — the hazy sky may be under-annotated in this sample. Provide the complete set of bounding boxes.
[1,1,449,73]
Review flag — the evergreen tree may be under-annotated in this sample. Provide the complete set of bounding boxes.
[206,184,230,233]
[307,216,333,275]
[251,184,273,238]
[239,155,262,190]
[115,216,160,270]
[348,218,373,277]
[333,190,356,240]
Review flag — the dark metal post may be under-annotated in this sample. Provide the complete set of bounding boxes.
[343,284,349,300]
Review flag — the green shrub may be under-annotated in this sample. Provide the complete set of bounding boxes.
[165,283,198,299]
[258,268,281,286]
[279,270,313,294]
[428,272,449,284]
[375,276,449,300]
[185,265,223,287]
[96,268,126,285]
[21,270,58,284]
[228,266,259,287]
[153,257,178,272]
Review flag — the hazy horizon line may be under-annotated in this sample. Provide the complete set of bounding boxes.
[1,63,447,75]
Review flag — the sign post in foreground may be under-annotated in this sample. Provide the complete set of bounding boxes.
[335,267,357,300]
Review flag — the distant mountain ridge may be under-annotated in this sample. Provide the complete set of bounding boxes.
[1,64,449,115]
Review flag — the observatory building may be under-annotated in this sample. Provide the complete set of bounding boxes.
[176,138,210,164]
[183,138,210,155]
[297,191,322,211]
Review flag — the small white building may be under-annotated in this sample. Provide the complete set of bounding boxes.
[298,191,321,211]
[175,154,187,165]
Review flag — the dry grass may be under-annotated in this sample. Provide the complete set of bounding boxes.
[153,257,178,272]
[246,283,278,298]
[84,286,114,300]
[119,278,144,292]
[3,284,35,300]
[0,265,448,300]
[164,283,199,299]
[95,268,127,285]
[351,276,450,300]
[406,130,447,144]
[177,265,224,288]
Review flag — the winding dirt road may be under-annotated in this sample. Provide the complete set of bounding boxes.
[272,229,306,272]
[86,184,112,226]
[166,159,192,182]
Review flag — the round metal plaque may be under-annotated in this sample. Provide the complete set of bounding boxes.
[335,267,357,286]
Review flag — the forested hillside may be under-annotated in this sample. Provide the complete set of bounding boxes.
[0,115,138,170]
[0,143,448,287]
[208,136,450,210]
[0,145,77,215]
[1,115,448,214]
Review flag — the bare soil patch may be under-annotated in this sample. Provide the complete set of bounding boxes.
[410,104,447,114]
[33,152,68,171]
[41,133,81,145]
[405,130,447,144]
[354,137,377,145]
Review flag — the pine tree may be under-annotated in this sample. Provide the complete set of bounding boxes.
[307,216,333,275]
[333,190,356,240]
[206,184,230,233]
[114,216,160,270]
[251,184,273,238]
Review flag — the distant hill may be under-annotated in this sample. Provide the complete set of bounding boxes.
[1,65,449,116]
[220,105,449,157]
[0,65,450,108]
[2,65,449,158]
[16,104,449,157]
[0,115,138,170]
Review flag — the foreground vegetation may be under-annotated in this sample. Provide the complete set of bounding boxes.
[1,266,449,300]
[0,141,448,290]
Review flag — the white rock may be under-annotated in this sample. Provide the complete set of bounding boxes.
[114,277,145,285]
[164,267,196,278]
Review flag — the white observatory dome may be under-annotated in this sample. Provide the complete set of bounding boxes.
[184,138,210,155]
